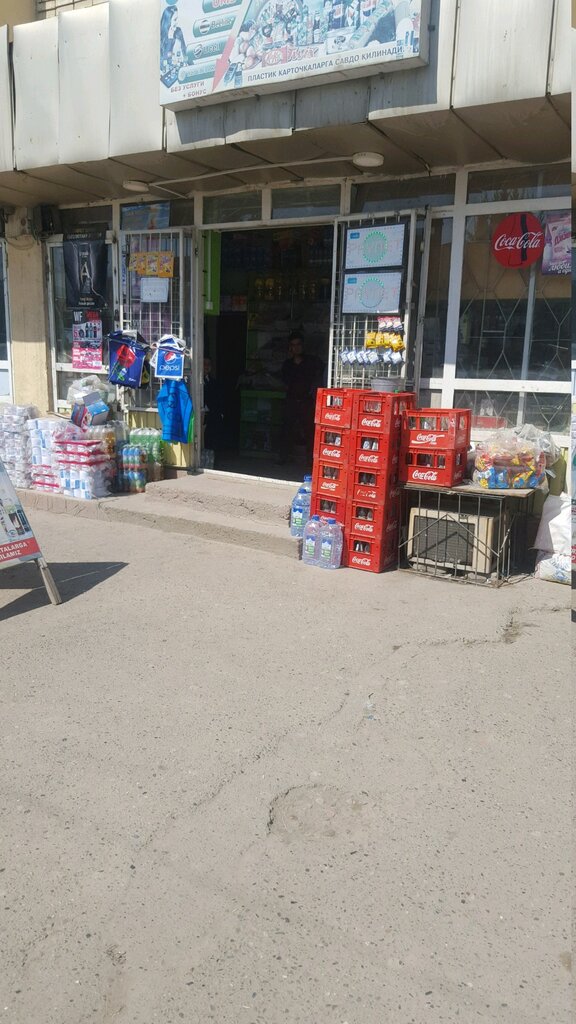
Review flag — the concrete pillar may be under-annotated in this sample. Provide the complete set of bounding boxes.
[5,212,52,411]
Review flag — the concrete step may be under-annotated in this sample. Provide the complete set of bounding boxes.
[144,470,297,526]
[17,487,301,560]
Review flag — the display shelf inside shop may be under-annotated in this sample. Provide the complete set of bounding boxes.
[398,482,539,587]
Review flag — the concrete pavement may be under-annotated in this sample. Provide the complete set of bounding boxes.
[0,512,571,1024]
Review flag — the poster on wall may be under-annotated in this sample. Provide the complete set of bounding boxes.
[541,212,571,275]
[159,0,427,110]
[121,203,171,231]
[128,251,175,277]
[345,224,405,269]
[342,270,402,314]
[64,232,108,310]
[72,311,103,371]
[0,460,41,567]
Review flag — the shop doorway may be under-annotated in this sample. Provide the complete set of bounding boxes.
[203,224,334,481]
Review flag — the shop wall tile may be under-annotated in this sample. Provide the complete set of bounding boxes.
[12,19,59,170]
[109,0,163,158]
[59,5,110,164]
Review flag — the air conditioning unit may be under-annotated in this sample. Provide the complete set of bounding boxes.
[407,507,505,576]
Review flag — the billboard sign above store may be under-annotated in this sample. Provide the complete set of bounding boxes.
[160,0,428,110]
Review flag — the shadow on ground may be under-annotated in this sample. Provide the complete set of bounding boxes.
[0,561,127,620]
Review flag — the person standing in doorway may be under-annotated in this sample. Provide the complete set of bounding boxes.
[279,331,324,464]
[202,357,224,465]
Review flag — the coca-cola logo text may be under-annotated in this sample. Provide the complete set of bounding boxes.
[360,417,382,428]
[358,453,378,464]
[415,433,441,444]
[494,232,542,252]
[355,522,374,533]
[322,447,342,459]
[320,481,337,491]
[351,556,370,566]
[324,412,342,422]
[412,469,438,481]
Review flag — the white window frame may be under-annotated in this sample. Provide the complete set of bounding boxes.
[0,239,12,402]
[427,168,571,445]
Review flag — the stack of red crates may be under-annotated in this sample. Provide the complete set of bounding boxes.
[399,409,471,487]
[311,388,415,572]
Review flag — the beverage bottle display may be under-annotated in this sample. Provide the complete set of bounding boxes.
[302,515,322,566]
[318,518,343,569]
[290,487,310,538]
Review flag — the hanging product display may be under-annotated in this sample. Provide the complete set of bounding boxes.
[108,331,149,388]
[152,334,187,381]
[157,378,194,445]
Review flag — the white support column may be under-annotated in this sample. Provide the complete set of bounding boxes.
[441,168,468,407]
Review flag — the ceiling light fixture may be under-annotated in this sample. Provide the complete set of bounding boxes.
[352,152,384,169]
[122,179,150,193]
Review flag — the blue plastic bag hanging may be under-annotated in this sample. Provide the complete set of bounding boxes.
[108,330,149,388]
[157,378,194,445]
[152,334,186,381]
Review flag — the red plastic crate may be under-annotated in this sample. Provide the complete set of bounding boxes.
[352,429,400,472]
[343,530,398,573]
[401,408,471,450]
[313,424,352,464]
[310,492,347,526]
[315,387,355,429]
[312,460,349,500]
[345,498,400,540]
[351,465,400,504]
[399,446,468,487]
[353,391,416,437]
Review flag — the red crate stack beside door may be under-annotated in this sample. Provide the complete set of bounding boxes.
[311,388,415,572]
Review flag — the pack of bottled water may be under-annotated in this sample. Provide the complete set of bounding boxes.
[0,404,40,488]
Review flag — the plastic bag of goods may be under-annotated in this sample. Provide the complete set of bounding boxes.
[533,492,571,585]
[473,428,548,490]
[129,427,164,482]
[0,404,40,488]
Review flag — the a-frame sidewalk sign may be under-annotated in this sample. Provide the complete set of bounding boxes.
[0,457,61,606]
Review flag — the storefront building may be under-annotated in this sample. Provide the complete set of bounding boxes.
[0,0,571,474]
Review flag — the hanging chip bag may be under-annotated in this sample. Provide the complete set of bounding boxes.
[108,331,149,389]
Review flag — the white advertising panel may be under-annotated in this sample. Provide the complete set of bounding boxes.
[160,0,427,109]
[345,224,405,269]
[342,271,402,314]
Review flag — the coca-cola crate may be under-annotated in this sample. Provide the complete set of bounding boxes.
[312,460,349,500]
[310,492,347,526]
[401,408,471,450]
[353,391,416,437]
[313,424,352,465]
[400,446,468,487]
[346,498,400,541]
[352,465,400,504]
[315,387,355,429]
[352,429,400,472]
[344,530,398,573]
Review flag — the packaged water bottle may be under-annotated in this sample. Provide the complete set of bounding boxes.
[302,474,312,494]
[290,487,310,538]
[319,517,343,569]
[302,514,322,566]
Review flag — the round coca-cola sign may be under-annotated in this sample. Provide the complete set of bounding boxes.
[491,212,544,269]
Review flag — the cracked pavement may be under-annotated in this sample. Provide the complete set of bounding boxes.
[0,511,571,1024]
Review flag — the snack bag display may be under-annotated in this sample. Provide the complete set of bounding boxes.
[473,428,547,490]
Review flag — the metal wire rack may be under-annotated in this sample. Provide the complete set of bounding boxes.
[329,212,418,391]
[398,483,536,587]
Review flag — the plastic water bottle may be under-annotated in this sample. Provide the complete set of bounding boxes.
[318,518,343,569]
[302,515,322,565]
[302,474,312,494]
[290,487,310,538]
